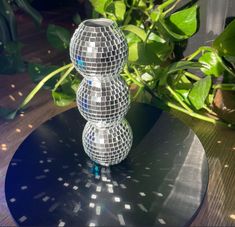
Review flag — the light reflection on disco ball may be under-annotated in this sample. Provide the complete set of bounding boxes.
[76,77,130,125]
[69,18,128,80]
[83,120,133,166]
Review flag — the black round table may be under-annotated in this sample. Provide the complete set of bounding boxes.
[5,103,208,227]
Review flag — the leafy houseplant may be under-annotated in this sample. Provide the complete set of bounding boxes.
[1,0,235,128]
[0,0,42,74]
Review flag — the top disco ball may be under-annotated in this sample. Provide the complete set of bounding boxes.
[69,18,128,79]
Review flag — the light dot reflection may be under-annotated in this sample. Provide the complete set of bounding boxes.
[230,214,235,220]
[1,143,7,151]
[16,128,21,133]
[9,95,16,101]
[28,124,33,129]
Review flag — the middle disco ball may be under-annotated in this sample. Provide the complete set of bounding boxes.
[76,77,130,125]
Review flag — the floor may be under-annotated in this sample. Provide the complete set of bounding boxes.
[0,6,235,227]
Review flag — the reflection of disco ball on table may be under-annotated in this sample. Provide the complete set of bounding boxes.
[70,18,132,166]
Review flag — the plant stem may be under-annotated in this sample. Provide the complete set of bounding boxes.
[19,63,73,109]
[165,100,218,124]
[213,83,235,91]
[214,52,235,78]
[184,71,201,81]
[203,105,217,116]
[158,0,176,11]
[53,65,74,91]
[185,46,212,60]
[124,67,143,88]
[123,0,140,25]
[162,0,182,16]
[133,86,143,100]
[166,85,193,112]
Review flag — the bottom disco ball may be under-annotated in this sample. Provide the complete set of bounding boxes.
[82,119,133,166]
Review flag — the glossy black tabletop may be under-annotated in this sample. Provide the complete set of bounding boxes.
[5,103,208,227]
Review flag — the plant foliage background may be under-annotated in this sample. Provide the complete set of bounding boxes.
[1,0,235,128]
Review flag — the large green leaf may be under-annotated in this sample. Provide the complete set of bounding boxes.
[89,0,112,15]
[213,19,235,57]
[188,76,212,110]
[122,25,147,42]
[128,42,160,65]
[28,63,59,89]
[15,0,42,25]
[47,24,71,50]
[162,5,198,40]
[199,51,224,77]
[147,40,172,61]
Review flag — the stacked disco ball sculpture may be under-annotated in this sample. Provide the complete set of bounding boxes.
[70,18,133,166]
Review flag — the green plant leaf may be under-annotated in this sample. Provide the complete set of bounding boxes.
[0,42,25,74]
[0,0,17,40]
[0,14,11,43]
[162,5,198,40]
[128,42,160,65]
[150,9,160,22]
[73,13,81,25]
[188,76,212,110]
[147,41,172,61]
[52,91,75,106]
[124,32,141,46]
[199,51,224,77]
[89,0,112,15]
[137,0,147,9]
[61,76,80,95]
[15,0,42,25]
[0,107,18,120]
[213,19,235,57]
[167,61,203,74]
[114,1,126,21]
[122,25,147,42]
[107,1,126,21]
[28,63,59,89]
[4,41,23,54]
[47,24,71,50]
[174,75,192,103]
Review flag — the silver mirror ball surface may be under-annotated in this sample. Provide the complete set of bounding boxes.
[70,18,133,166]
